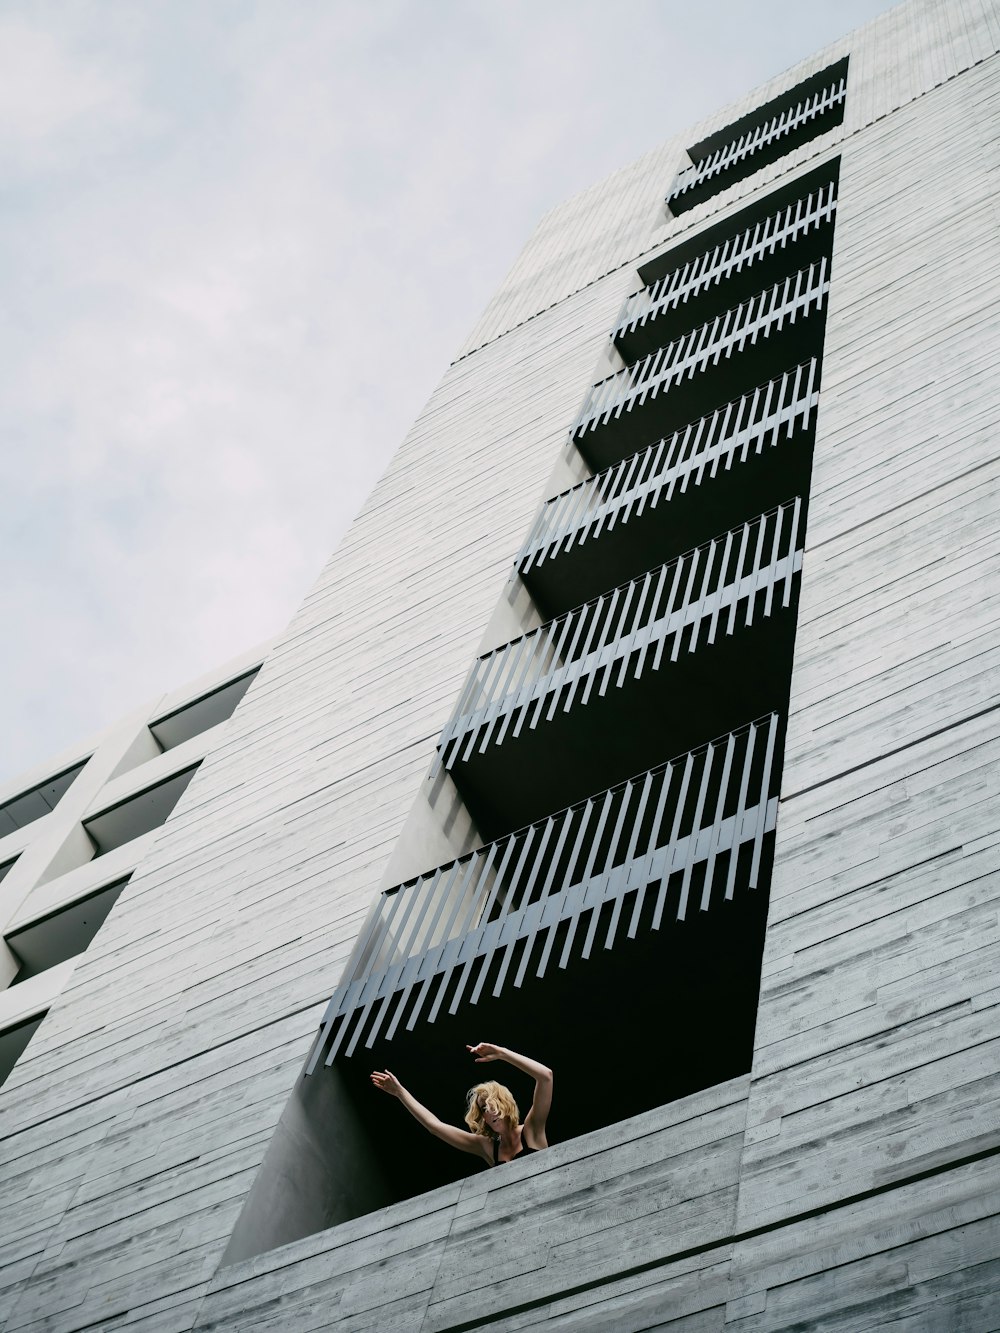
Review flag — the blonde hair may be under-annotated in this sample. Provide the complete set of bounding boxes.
[464,1081,520,1137]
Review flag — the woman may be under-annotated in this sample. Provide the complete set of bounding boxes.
[370,1042,552,1167]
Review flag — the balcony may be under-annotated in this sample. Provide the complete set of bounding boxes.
[615,171,837,365]
[438,499,802,834]
[310,712,780,1069]
[667,58,848,216]
[572,259,830,470]
[520,361,818,616]
[264,713,779,1235]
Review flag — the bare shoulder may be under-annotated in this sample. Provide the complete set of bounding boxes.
[449,1125,493,1163]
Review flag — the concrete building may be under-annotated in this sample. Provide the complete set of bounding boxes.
[0,644,270,1090]
[2,0,1000,1327]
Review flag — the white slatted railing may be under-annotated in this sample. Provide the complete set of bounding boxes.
[436,499,801,774]
[572,259,829,442]
[518,361,817,578]
[307,713,780,1067]
[616,182,836,344]
[667,75,847,208]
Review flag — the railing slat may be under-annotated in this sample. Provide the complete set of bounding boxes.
[617,180,837,344]
[652,750,695,930]
[447,831,521,1015]
[515,805,577,988]
[750,712,780,889]
[701,729,737,910]
[449,502,804,772]
[491,815,558,998]
[726,720,760,901]
[427,839,502,1024]
[573,263,829,441]
[518,362,816,582]
[678,742,716,920]
[581,780,633,960]
[667,77,846,206]
[558,784,616,969]
[535,798,594,980]
[315,714,784,1065]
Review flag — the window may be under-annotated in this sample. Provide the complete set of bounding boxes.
[0,761,88,838]
[0,1013,45,1089]
[83,766,200,857]
[150,669,260,751]
[5,877,131,985]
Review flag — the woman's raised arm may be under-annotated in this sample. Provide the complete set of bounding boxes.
[371,1069,492,1162]
[466,1044,553,1146]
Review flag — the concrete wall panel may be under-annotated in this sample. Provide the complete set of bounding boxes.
[3,4,1000,1331]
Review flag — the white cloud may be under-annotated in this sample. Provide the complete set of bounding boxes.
[0,15,148,172]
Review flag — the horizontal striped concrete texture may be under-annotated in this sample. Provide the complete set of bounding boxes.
[0,644,270,999]
[3,1,1000,1330]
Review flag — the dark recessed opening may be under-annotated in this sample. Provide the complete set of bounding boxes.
[83,766,200,856]
[0,762,88,839]
[0,1013,46,1089]
[226,153,843,1273]
[620,158,840,367]
[639,160,841,291]
[450,595,798,840]
[527,415,816,619]
[618,221,835,365]
[668,58,849,216]
[150,668,259,751]
[0,857,17,886]
[687,60,849,166]
[223,849,771,1263]
[350,868,769,1195]
[576,302,829,472]
[6,877,132,985]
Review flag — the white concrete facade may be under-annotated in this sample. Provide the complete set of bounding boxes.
[0,644,269,1075]
[2,1,1000,1329]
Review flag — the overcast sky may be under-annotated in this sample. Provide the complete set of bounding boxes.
[0,0,893,785]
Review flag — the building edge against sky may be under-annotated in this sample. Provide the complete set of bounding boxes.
[0,642,273,1084]
[2,0,1000,1328]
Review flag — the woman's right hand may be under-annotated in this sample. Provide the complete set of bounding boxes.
[370,1069,404,1098]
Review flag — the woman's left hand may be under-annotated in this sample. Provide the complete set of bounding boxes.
[467,1042,504,1063]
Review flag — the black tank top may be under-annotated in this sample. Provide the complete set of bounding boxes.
[492,1135,537,1166]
